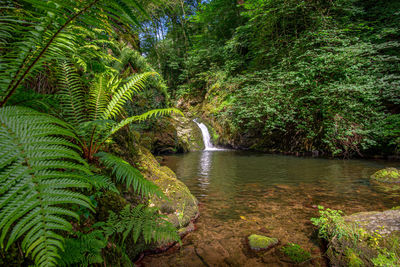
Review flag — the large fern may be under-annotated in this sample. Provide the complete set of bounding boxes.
[0,0,149,106]
[0,106,94,266]
[56,64,182,160]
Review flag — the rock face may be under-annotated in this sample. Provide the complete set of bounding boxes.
[248,234,279,251]
[140,115,204,154]
[370,167,400,192]
[137,146,199,230]
[345,209,400,236]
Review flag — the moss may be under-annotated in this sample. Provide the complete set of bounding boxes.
[345,248,363,267]
[280,243,311,263]
[371,168,400,183]
[370,168,400,193]
[248,234,278,251]
[137,147,198,229]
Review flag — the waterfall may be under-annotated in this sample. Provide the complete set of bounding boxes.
[193,120,222,151]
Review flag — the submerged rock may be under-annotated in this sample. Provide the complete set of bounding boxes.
[371,167,400,183]
[370,167,400,192]
[138,146,199,230]
[248,234,278,251]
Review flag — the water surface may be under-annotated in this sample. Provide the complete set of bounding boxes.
[143,151,400,266]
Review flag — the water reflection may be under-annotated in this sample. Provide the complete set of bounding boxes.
[198,151,212,192]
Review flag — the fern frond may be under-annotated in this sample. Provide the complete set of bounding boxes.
[0,106,94,267]
[102,72,155,120]
[57,62,86,127]
[88,74,109,121]
[109,108,183,137]
[95,152,163,198]
[57,230,107,267]
[106,204,180,245]
[86,175,119,194]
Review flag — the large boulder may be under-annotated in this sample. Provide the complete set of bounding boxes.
[140,115,204,154]
[137,146,199,230]
[321,208,400,266]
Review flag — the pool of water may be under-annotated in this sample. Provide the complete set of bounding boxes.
[143,151,400,266]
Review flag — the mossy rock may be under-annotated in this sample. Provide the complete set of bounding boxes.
[370,168,400,192]
[371,168,400,183]
[140,115,204,154]
[138,146,199,229]
[248,234,278,251]
[323,209,400,266]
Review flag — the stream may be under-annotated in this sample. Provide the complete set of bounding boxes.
[142,127,400,266]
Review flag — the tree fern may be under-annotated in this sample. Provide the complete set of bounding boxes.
[0,106,94,266]
[95,152,163,198]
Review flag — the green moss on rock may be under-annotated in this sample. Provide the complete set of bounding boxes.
[248,234,278,251]
[371,168,400,183]
[370,168,400,192]
[138,146,199,229]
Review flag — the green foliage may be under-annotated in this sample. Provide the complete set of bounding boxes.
[0,0,150,106]
[105,204,180,245]
[57,63,181,160]
[280,243,311,263]
[58,230,107,267]
[0,106,94,266]
[372,250,400,267]
[144,0,400,157]
[1,1,183,266]
[96,152,162,197]
[311,206,356,240]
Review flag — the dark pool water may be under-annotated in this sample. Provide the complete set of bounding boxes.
[143,151,400,266]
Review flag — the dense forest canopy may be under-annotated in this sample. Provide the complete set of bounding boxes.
[142,0,400,157]
[0,0,399,266]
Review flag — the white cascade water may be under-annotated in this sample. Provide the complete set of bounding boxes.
[193,120,222,151]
